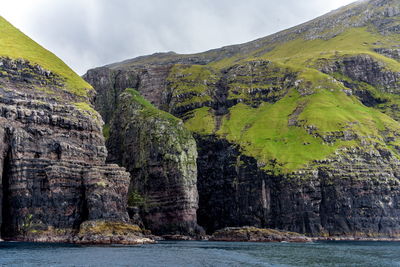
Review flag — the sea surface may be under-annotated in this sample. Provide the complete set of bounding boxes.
[0,240,399,267]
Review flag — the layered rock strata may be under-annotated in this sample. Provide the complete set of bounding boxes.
[0,57,143,243]
[106,88,202,236]
[196,135,400,237]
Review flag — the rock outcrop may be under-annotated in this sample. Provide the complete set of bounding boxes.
[106,88,202,236]
[210,227,311,242]
[0,58,141,242]
[0,17,146,244]
[84,65,173,125]
[84,0,400,240]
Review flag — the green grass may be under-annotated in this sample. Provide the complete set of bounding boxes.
[102,124,110,140]
[167,65,216,107]
[125,88,180,123]
[73,102,100,119]
[214,68,400,173]
[184,107,216,135]
[0,16,92,98]
[217,90,341,172]
[209,27,400,72]
[224,61,295,104]
[299,89,400,136]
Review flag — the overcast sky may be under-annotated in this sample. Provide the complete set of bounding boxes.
[0,0,355,75]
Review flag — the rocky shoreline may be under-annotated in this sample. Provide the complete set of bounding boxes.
[1,220,155,245]
[3,225,400,245]
[209,227,312,243]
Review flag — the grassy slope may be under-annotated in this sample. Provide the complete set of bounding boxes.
[0,16,92,98]
[168,65,217,108]
[125,88,181,123]
[184,25,400,173]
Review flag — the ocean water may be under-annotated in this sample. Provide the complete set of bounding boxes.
[0,241,399,267]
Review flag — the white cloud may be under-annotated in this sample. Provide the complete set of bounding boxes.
[0,0,355,74]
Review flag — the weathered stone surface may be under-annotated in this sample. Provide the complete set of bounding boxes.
[374,48,400,62]
[0,58,132,243]
[83,65,172,125]
[318,54,400,120]
[196,134,400,237]
[106,89,202,236]
[76,220,154,245]
[15,220,155,245]
[86,56,400,239]
[210,226,311,242]
[319,54,400,94]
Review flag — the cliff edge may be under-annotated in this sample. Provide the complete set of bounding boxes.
[0,16,150,244]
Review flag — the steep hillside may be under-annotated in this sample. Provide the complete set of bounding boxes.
[85,0,400,237]
[107,88,202,236]
[0,16,91,97]
[0,17,151,244]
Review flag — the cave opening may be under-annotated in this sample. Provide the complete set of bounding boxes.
[1,150,11,239]
[80,189,89,226]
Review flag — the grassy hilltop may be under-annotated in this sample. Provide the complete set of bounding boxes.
[0,16,92,98]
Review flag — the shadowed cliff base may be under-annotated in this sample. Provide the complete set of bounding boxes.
[0,149,11,239]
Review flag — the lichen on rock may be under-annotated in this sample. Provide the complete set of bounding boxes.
[210,226,311,242]
[106,88,203,236]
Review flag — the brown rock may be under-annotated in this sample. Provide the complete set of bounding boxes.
[210,226,311,242]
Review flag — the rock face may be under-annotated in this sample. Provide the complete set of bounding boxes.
[319,55,400,94]
[317,54,400,120]
[84,65,173,125]
[106,88,202,236]
[84,0,400,240]
[197,135,400,237]
[0,58,134,242]
[0,17,140,243]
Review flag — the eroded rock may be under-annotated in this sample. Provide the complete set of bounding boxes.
[210,226,311,242]
[0,58,133,244]
[106,89,203,236]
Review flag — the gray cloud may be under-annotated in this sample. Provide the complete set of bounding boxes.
[0,0,354,74]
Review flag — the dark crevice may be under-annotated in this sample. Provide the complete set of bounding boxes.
[78,181,89,228]
[1,149,12,238]
[213,74,230,116]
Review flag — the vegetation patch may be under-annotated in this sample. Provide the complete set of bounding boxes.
[184,107,216,135]
[128,191,146,207]
[79,220,142,236]
[167,65,216,108]
[216,71,400,173]
[102,124,110,140]
[125,88,180,123]
[73,102,100,120]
